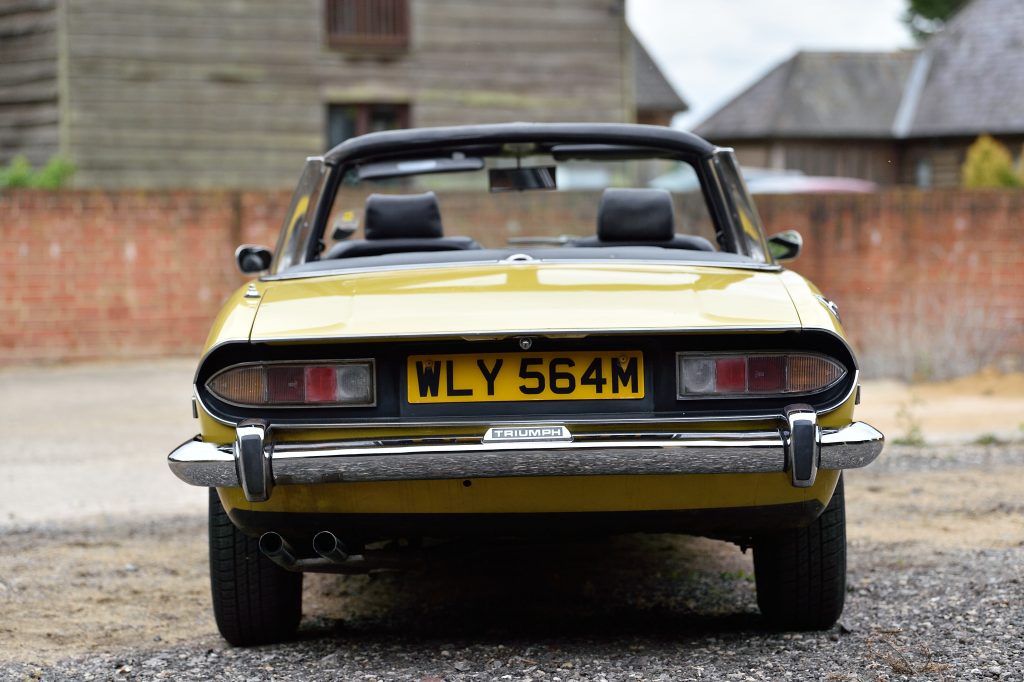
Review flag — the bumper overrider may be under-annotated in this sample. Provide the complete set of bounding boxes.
[169,404,884,503]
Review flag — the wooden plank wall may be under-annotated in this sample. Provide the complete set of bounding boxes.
[0,0,60,167]
[63,0,629,188]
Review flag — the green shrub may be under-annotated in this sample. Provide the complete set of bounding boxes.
[0,154,76,190]
[29,156,77,189]
[961,135,1022,188]
[0,155,35,188]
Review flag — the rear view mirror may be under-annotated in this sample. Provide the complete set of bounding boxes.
[489,166,557,192]
[768,230,803,262]
[235,244,273,274]
[357,156,485,181]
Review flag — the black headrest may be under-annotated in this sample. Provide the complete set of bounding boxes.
[597,188,675,242]
[364,192,443,240]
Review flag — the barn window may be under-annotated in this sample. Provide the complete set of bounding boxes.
[327,103,409,148]
[325,0,410,51]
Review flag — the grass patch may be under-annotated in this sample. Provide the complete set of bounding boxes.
[973,433,1004,446]
[868,631,950,675]
[892,403,926,446]
[718,569,754,582]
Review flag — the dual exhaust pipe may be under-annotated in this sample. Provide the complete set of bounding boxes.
[258,530,350,570]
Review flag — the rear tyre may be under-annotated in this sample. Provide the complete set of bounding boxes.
[752,474,846,630]
[208,488,302,646]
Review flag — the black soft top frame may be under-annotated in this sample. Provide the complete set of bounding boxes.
[323,123,721,166]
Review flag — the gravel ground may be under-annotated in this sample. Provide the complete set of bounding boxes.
[2,444,1022,681]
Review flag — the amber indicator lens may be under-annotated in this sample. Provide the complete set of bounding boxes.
[677,353,845,397]
[207,366,265,405]
[206,361,375,406]
[787,354,845,392]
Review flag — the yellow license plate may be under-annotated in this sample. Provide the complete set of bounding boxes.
[407,351,644,404]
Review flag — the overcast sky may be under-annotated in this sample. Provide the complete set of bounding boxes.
[627,0,915,128]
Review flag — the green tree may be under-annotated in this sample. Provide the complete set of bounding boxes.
[903,0,968,41]
[961,135,1022,188]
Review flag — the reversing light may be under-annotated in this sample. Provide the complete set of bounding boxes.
[207,361,375,407]
[677,353,845,397]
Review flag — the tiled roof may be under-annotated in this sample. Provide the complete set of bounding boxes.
[632,33,688,113]
[905,0,1024,136]
[695,51,917,140]
[695,0,1024,140]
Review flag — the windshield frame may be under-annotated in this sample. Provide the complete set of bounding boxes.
[267,124,776,277]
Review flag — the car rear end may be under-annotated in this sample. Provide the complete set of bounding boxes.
[172,264,881,556]
[169,123,884,645]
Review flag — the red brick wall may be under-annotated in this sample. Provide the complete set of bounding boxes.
[2,189,1021,378]
[1,190,288,363]
[757,191,1024,379]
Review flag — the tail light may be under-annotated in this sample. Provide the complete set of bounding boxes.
[207,361,375,407]
[677,353,845,397]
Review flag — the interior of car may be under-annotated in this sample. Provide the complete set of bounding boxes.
[322,187,715,261]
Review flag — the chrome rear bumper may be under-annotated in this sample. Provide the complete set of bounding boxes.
[168,415,884,502]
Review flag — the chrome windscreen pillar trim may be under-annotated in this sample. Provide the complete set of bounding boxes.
[784,404,819,488]
[235,420,272,502]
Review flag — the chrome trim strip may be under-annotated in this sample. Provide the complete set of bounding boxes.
[260,258,782,282]
[249,324,800,344]
[168,421,884,493]
[814,295,842,324]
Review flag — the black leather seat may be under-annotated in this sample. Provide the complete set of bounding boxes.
[325,192,481,259]
[570,188,715,251]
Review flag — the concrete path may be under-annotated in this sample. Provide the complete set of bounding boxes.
[0,358,204,526]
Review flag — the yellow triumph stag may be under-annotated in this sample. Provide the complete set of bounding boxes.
[169,123,883,645]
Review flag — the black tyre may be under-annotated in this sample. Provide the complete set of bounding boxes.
[208,488,302,646]
[752,474,846,630]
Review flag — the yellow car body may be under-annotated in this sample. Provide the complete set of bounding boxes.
[168,123,882,644]
[203,264,850,522]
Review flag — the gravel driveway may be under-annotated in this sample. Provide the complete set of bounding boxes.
[1,361,1022,680]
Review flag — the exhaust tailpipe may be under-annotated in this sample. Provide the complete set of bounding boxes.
[258,532,297,569]
[312,531,350,563]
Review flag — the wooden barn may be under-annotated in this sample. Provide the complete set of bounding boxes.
[0,0,686,188]
[695,0,1024,187]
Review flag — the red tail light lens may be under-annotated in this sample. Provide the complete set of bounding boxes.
[267,366,304,402]
[304,366,338,403]
[677,353,845,397]
[747,356,786,392]
[207,361,375,407]
[715,357,746,392]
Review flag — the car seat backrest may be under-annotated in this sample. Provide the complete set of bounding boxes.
[597,188,676,242]
[364,192,444,240]
[568,188,715,252]
[324,191,482,259]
